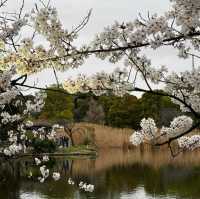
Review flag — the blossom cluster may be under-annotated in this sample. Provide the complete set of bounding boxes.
[35,156,49,166]
[92,0,200,53]
[89,0,200,90]
[178,135,200,150]
[38,165,50,183]
[130,118,157,146]
[0,18,27,41]
[0,67,47,157]
[31,125,57,141]
[0,1,90,74]
[27,5,86,72]
[161,116,193,138]
[165,68,200,113]
[79,181,95,192]
[130,131,144,146]
[1,112,21,124]
[34,156,60,183]
[140,118,157,140]
[130,116,195,150]
[3,143,23,156]
[68,178,95,192]
[33,157,95,192]
[52,172,61,181]
[63,67,134,97]
[170,0,200,34]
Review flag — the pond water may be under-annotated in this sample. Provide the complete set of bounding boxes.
[1,148,200,199]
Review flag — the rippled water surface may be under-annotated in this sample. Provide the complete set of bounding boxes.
[1,149,200,199]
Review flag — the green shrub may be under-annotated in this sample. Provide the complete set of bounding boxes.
[32,138,56,153]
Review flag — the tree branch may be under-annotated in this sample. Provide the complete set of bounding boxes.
[155,121,200,146]
[28,31,200,64]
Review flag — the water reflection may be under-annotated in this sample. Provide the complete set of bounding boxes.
[1,148,200,199]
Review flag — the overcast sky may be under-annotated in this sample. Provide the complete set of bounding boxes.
[5,0,194,96]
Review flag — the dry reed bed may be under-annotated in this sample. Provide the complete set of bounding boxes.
[73,123,133,149]
[57,122,200,150]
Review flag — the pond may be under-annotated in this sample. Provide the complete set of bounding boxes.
[1,148,200,199]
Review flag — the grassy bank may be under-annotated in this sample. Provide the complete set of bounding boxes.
[18,145,97,158]
[57,145,98,156]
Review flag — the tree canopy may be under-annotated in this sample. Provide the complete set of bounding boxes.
[36,86,74,122]
[34,88,180,130]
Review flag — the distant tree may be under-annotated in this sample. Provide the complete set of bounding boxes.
[37,86,74,122]
[99,94,142,129]
[140,91,180,127]
[99,95,119,125]
[73,93,91,122]
[84,97,105,124]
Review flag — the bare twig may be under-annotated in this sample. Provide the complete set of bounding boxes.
[52,65,60,88]
[18,0,25,19]
[70,9,92,35]
[0,0,8,8]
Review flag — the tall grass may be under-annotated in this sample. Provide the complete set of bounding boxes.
[57,122,200,149]
[72,123,133,149]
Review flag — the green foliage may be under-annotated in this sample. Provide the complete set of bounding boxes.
[98,92,181,129]
[32,138,56,153]
[36,86,74,122]
[74,92,93,122]
[99,95,119,124]
[100,94,142,129]
[32,86,181,130]
[139,91,181,127]
[58,145,97,156]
